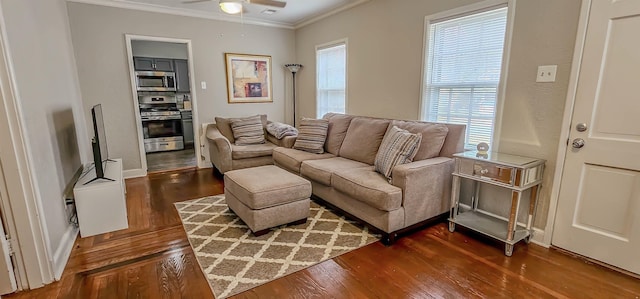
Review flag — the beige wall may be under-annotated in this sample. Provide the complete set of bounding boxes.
[67,3,296,170]
[131,40,188,59]
[1,0,89,269]
[497,0,581,227]
[295,0,582,229]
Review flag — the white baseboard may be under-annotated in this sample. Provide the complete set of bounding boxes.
[197,162,212,169]
[123,168,146,179]
[52,225,78,280]
[530,228,548,248]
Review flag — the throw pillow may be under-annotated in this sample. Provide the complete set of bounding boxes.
[216,114,268,144]
[374,126,422,181]
[231,115,265,145]
[293,118,329,154]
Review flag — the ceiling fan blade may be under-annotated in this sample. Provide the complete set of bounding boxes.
[182,0,210,4]
[249,0,286,8]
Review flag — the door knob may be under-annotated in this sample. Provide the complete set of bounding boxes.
[572,138,585,149]
[576,123,588,132]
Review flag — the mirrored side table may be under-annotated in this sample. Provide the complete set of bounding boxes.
[448,151,545,256]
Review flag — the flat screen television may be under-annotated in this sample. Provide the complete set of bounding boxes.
[85,104,114,184]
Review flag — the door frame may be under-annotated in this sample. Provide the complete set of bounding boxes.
[124,34,204,177]
[543,0,591,246]
[0,4,55,289]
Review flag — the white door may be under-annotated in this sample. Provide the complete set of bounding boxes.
[0,163,17,294]
[552,0,640,274]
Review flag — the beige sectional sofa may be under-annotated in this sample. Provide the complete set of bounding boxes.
[273,113,465,244]
[206,115,296,174]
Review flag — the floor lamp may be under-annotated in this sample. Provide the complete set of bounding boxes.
[285,64,302,127]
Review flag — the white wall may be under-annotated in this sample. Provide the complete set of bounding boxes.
[0,0,89,278]
[295,0,582,229]
[67,3,296,171]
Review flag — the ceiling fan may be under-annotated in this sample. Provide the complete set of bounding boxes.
[182,0,287,15]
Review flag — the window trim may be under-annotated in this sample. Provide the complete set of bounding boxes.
[419,0,516,151]
[315,38,348,118]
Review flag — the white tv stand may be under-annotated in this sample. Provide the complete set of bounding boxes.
[73,158,128,237]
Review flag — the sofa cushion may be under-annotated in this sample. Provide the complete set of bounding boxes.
[231,142,277,160]
[389,120,449,160]
[231,115,266,145]
[374,126,422,180]
[322,113,354,155]
[272,147,334,173]
[215,114,267,144]
[339,117,390,165]
[439,123,466,158]
[293,118,329,154]
[332,167,403,212]
[300,157,370,186]
[214,117,235,143]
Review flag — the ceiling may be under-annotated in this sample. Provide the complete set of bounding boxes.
[73,0,368,28]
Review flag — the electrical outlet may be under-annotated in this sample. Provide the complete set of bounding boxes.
[536,65,557,83]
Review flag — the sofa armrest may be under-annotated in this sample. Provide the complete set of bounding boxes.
[206,124,233,173]
[266,133,297,148]
[280,136,297,148]
[391,157,454,226]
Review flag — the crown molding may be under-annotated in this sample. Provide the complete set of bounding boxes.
[293,0,370,29]
[66,0,295,29]
[67,0,371,31]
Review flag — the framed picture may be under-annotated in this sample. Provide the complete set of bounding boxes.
[224,53,273,103]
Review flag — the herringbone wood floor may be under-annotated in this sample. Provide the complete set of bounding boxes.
[6,167,640,298]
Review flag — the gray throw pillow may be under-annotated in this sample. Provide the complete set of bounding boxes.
[231,115,265,145]
[293,118,329,154]
[374,126,422,180]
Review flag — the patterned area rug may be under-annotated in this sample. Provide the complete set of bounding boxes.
[175,195,379,298]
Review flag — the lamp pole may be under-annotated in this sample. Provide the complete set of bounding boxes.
[285,64,303,127]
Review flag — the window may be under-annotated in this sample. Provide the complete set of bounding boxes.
[421,5,508,148]
[316,41,346,118]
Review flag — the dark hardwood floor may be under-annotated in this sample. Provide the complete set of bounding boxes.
[146,146,197,173]
[6,168,640,298]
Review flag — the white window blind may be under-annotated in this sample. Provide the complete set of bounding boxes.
[316,43,346,118]
[422,6,507,148]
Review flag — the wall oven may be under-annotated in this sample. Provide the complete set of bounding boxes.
[139,95,184,153]
[135,71,176,92]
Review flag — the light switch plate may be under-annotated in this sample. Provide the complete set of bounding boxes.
[201,81,207,89]
[536,65,557,82]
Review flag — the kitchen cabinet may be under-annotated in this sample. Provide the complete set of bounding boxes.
[133,57,174,72]
[174,59,190,92]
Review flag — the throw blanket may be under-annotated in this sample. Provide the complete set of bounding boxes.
[266,122,298,139]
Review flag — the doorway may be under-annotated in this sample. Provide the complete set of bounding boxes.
[125,36,201,174]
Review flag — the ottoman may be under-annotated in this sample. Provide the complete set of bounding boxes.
[224,165,312,236]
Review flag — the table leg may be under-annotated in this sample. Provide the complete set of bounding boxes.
[506,190,522,242]
[472,180,480,211]
[525,185,539,243]
[449,175,461,232]
[505,190,522,256]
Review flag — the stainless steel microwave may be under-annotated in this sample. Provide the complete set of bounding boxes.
[135,71,176,92]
